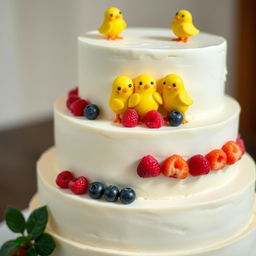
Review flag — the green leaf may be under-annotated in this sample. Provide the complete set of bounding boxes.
[35,233,56,256]
[15,236,31,245]
[0,240,19,256]
[25,248,37,256]
[26,206,48,239]
[4,207,26,234]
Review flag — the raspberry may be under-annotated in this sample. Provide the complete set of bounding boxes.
[69,99,89,116]
[236,134,246,155]
[69,176,89,195]
[56,170,74,188]
[162,155,189,179]
[122,109,139,127]
[144,110,164,129]
[68,87,78,97]
[66,95,80,110]
[188,155,211,176]
[137,155,161,178]
[205,149,227,171]
[222,141,242,165]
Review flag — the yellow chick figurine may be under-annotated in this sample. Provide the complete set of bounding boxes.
[162,74,193,124]
[109,76,134,123]
[171,10,199,42]
[98,7,127,40]
[128,74,163,118]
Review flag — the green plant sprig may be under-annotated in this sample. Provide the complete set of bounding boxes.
[0,206,56,256]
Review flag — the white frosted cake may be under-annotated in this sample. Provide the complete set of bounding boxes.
[30,27,256,256]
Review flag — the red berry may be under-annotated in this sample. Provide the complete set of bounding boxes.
[222,141,242,165]
[122,109,139,127]
[205,149,227,171]
[56,170,74,188]
[68,87,79,97]
[69,176,89,195]
[66,96,80,110]
[188,155,211,176]
[144,110,164,129]
[236,135,246,155]
[137,155,161,178]
[162,155,189,179]
[69,99,89,116]
[12,248,26,256]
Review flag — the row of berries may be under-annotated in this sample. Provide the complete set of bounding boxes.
[66,87,100,120]
[122,109,183,128]
[137,136,245,179]
[56,171,136,204]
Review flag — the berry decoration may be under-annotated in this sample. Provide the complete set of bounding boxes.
[236,134,246,155]
[88,182,105,199]
[122,109,139,128]
[66,95,80,110]
[56,171,74,188]
[104,185,120,202]
[120,188,136,204]
[137,155,161,178]
[144,110,164,129]
[222,141,242,165]
[162,155,189,179]
[168,110,184,127]
[70,99,89,116]
[188,154,211,176]
[69,176,89,195]
[84,104,100,120]
[68,87,78,97]
[205,149,227,171]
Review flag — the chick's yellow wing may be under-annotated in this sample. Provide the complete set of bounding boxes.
[128,93,141,108]
[178,90,194,106]
[110,98,124,112]
[98,21,112,34]
[182,23,199,37]
[153,92,163,105]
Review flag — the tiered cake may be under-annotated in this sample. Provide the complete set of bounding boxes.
[30,27,256,255]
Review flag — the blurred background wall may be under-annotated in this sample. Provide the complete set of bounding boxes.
[0,0,238,130]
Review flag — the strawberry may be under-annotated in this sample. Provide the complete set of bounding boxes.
[68,87,78,97]
[137,155,161,178]
[205,149,227,171]
[222,141,242,165]
[69,176,89,195]
[144,110,164,129]
[69,99,89,116]
[162,155,189,179]
[56,170,74,188]
[188,154,211,176]
[122,109,139,127]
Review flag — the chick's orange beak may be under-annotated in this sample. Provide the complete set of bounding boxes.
[144,84,150,89]
[122,88,128,93]
[116,91,120,95]
[175,15,180,20]
[116,15,120,19]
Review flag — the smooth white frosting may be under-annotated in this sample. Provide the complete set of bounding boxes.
[78,28,227,120]
[54,96,240,199]
[34,149,256,254]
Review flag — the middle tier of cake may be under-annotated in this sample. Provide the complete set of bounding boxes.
[55,95,240,199]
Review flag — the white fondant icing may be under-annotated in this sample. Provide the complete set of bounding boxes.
[35,150,256,254]
[54,96,240,199]
[78,28,227,120]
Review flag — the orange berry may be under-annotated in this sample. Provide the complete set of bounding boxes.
[162,155,189,179]
[222,141,242,165]
[205,149,227,170]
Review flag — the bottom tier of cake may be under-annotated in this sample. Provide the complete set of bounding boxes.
[31,194,256,256]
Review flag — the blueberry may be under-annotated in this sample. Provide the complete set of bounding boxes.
[88,182,105,199]
[84,104,100,120]
[104,185,119,202]
[120,188,136,205]
[168,110,183,127]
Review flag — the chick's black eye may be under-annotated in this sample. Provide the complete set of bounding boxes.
[139,81,143,85]
[128,84,132,88]
[119,11,122,14]
[181,14,185,18]
[172,83,176,87]
[176,12,178,16]
[163,81,166,85]
[110,13,113,17]
[117,87,121,91]
[151,81,154,85]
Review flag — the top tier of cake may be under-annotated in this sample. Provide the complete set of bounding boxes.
[78,28,226,121]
